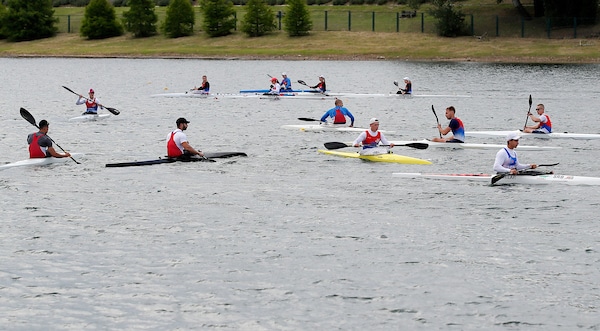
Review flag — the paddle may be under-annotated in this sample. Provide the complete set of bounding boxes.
[523,94,532,130]
[491,162,559,185]
[324,141,428,150]
[298,117,322,122]
[20,107,81,164]
[393,80,399,86]
[62,85,120,115]
[432,105,442,138]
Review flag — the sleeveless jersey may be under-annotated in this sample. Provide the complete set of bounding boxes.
[29,133,47,158]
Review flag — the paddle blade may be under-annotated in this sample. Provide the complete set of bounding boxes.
[106,107,120,115]
[393,80,399,86]
[62,85,77,95]
[324,142,350,150]
[404,142,429,150]
[529,94,532,108]
[297,117,319,122]
[491,174,506,185]
[20,107,38,128]
[538,162,559,167]
[297,80,307,86]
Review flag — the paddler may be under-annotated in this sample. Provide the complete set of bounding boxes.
[524,104,552,134]
[395,77,412,95]
[310,75,327,93]
[76,88,104,115]
[27,120,71,159]
[352,118,395,155]
[493,132,538,175]
[431,106,465,143]
[320,99,354,127]
[266,77,280,95]
[280,72,292,91]
[166,117,204,160]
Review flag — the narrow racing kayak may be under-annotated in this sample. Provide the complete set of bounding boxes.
[69,113,111,121]
[0,153,84,171]
[466,130,600,140]
[282,124,395,134]
[379,139,561,151]
[105,152,247,167]
[150,91,221,98]
[392,172,600,186]
[318,149,431,164]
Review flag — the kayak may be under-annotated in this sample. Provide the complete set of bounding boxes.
[318,149,431,164]
[240,89,324,94]
[380,139,561,151]
[150,91,220,98]
[392,172,600,186]
[105,152,247,167]
[259,92,334,100]
[282,124,395,134]
[69,113,111,121]
[0,153,84,171]
[466,130,600,140]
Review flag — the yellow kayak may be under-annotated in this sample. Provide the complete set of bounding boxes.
[317,150,432,165]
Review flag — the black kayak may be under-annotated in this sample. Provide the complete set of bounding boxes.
[105,152,247,168]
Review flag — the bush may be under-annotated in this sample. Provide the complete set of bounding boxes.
[429,0,468,37]
[240,0,276,37]
[162,0,195,37]
[123,0,158,37]
[200,0,236,37]
[1,0,58,42]
[80,0,124,39]
[283,0,312,36]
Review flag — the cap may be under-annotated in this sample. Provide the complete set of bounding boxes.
[271,77,277,83]
[506,131,521,141]
[369,118,379,125]
[319,75,324,78]
[403,77,410,81]
[89,88,95,93]
[39,120,49,128]
[176,117,190,125]
[282,72,287,76]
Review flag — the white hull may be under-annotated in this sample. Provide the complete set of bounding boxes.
[282,124,395,134]
[392,172,600,186]
[69,114,111,121]
[383,139,561,151]
[151,91,220,98]
[466,130,600,140]
[0,153,84,170]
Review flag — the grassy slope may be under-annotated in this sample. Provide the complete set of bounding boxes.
[0,0,598,63]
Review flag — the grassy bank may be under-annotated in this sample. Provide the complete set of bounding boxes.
[1,31,599,63]
[0,1,599,63]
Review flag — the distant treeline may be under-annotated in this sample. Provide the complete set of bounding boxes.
[51,0,422,6]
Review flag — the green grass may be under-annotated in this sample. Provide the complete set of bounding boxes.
[1,0,599,63]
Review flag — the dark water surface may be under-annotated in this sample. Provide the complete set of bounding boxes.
[1,58,599,330]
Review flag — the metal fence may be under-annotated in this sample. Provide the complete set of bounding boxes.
[55,12,600,39]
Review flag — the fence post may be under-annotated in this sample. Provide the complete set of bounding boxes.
[546,18,551,39]
[325,11,328,31]
[470,14,474,36]
[573,17,577,39]
[495,15,498,37]
[421,12,424,33]
[521,17,524,38]
[372,12,375,32]
[234,12,237,31]
[278,11,282,30]
[348,11,351,31]
[396,12,399,33]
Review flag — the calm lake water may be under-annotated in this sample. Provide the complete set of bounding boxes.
[1,58,599,330]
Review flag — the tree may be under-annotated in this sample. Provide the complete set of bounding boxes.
[0,3,7,39]
[80,0,124,39]
[200,0,236,38]
[123,0,158,38]
[0,0,58,42]
[240,0,276,37]
[162,0,195,38]
[429,0,468,37]
[283,0,312,37]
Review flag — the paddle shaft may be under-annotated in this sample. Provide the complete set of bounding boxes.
[62,85,120,115]
[324,141,428,150]
[432,105,442,138]
[491,162,559,184]
[20,107,80,164]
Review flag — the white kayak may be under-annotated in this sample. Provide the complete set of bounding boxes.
[282,124,395,134]
[381,139,561,151]
[466,130,600,140]
[0,153,84,171]
[151,91,221,98]
[69,114,111,121]
[392,172,600,186]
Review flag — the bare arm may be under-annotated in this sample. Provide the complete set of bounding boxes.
[47,146,71,158]
[181,141,204,157]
